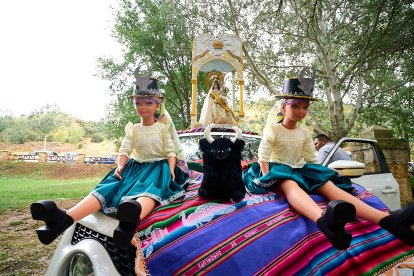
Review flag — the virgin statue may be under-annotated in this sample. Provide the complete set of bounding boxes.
[199,78,239,126]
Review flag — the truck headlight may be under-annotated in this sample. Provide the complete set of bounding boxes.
[69,253,94,276]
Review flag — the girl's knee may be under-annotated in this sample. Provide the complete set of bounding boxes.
[316,180,339,194]
[280,179,300,191]
[137,196,156,206]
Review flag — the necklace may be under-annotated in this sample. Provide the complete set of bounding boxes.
[281,122,297,130]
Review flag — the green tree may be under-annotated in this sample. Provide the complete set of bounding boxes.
[78,120,103,139]
[0,111,13,142]
[29,105,64,150]
[98,0,202,138]
[98,0,413,141]
[359,53,414,158]
[3,116,33,144]
[101,94,137,141]
[190,0,414,140]
[53,121,85,144]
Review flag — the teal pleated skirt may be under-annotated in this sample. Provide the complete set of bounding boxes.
[91,159,189,215]
[242,162,353,194]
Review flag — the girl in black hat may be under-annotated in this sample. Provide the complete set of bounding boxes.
[30,66,190,249]
[243,67,414,250]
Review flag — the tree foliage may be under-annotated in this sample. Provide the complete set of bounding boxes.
[98,0,204,138]
[0,111,13,142]
[359,51,414,143]
[0,106,105,146]
[189,0,414,141]
[97,0,413,146]
[28,105,64,150]
[3,116,34,144]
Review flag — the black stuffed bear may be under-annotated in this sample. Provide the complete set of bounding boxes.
[198,126,246,202]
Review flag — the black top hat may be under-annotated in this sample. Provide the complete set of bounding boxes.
[130,66,164,99]
[275,67,318,101]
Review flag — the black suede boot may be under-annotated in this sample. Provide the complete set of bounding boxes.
[113,199,142,249]
[316,200,356,250]
[30,200,74,245]
[379,202,414,246]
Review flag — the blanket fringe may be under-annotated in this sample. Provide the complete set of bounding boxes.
[373,251,414,276]
[132,234,150,276]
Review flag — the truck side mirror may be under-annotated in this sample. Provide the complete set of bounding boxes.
[328,160,366,177]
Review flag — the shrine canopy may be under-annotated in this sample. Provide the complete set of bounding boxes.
[190,34,245,127]
[199,60,235,73]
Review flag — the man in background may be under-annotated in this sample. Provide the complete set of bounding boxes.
[314,134,351,164]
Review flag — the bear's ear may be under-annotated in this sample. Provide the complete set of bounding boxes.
[199,138,211,152]
[232,139,245,151]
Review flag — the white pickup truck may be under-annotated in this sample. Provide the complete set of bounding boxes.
[45,130,403,276]
[323,137,400,210]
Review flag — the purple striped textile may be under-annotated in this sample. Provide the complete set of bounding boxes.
[134,171,413,275]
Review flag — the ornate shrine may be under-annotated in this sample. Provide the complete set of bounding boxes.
[191,34,244,127]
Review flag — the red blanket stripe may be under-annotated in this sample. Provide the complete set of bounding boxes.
[328,240,413,275]
[257,232,335,275]
[255,221,385,274]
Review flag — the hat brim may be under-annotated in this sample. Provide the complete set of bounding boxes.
[275,95,318,101]
[130,94,164,100]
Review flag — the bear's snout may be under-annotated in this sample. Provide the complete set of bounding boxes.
[212,147,231,160]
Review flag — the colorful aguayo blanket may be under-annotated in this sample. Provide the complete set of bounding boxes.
[133,171,414,275]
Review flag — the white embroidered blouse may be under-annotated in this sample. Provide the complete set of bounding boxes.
[118,122,176,163]
[258,123,318,168]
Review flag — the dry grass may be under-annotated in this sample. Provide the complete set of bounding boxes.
[0,140,117,156]
[0,140,117,275]
[0,199,78,276]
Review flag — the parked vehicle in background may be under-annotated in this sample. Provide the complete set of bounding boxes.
[27,151,59,162]
[100,155,117,164]
[321,137,400,210]
[86,155,117,165]
[178,128,261,171]
[62,152,78,163]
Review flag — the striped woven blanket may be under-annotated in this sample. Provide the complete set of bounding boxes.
[134,171,413,275]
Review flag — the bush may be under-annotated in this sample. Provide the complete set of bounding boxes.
[53,123,85,144]
[91,134,104,143]
[7,128,32,144]
[4,162,16,169]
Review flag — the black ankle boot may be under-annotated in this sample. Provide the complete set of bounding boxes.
[113,199,142,249]
[30,200,74,245]
[379,202,414,246]
[316,200,356,250]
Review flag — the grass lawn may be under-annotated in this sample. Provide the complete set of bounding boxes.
[0,176,100,275]
[0,162,113,275]
[0,176,99,214]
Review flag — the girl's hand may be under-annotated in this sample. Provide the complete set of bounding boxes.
[259,162,269,176]
[114,165,124,179]
[167,156,177,181]
[115,155,128,179]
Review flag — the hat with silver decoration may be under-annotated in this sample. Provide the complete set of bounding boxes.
[130,66,164,100]
[275,67,318,101]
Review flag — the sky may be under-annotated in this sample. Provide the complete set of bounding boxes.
[0,0,123,122]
